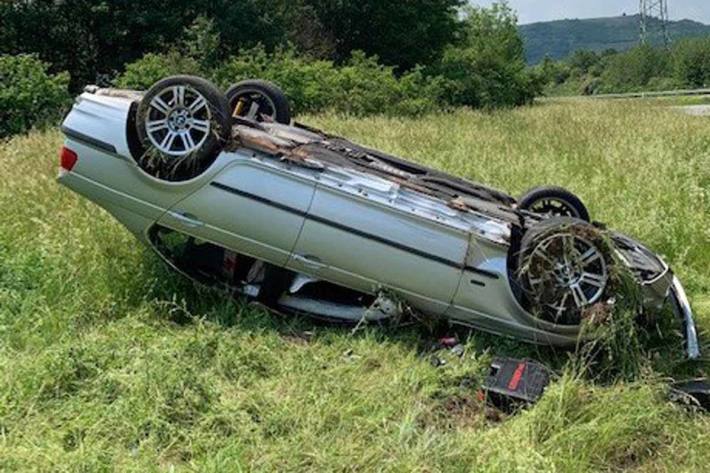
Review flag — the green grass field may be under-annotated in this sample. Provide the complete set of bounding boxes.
[1,100,709,472]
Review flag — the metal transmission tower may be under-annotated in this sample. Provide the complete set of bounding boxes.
[639,0,671,46]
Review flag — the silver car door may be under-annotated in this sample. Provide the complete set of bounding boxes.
[289,174,466,315]
[159,153,317,267]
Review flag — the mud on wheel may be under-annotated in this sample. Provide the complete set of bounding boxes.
[517,217,613,325]
[135,75,230,181]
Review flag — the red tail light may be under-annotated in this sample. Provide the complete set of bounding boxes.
[59,146,78,171]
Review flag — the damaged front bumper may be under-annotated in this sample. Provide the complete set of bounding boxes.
[613,234,700,360]
[641,270,700,360]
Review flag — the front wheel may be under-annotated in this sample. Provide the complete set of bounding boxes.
[517,217,612,325]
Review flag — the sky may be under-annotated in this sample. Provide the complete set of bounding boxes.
[472,1,710,25]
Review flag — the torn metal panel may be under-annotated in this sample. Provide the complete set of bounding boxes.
[233,121,523,235]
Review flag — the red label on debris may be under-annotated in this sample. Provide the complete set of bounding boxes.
[507,362,526,391]
[439,336,458,347]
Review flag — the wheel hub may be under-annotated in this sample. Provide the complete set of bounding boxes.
[167,108,191,132]
[144,85,212,156]
[524,231,609,322]
[554,261,582,286]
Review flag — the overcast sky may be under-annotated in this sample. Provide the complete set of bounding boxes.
[472,1,710,25]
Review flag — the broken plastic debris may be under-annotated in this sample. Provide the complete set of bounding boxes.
[438,336,459,348]
[670,378,710,411]
[480,357,552,411]
[451,344,465,357]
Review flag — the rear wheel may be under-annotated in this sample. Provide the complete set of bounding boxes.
[518,186,590,222]
[226,80,291,124]
[135,75,230,181]
[517,217,612,325]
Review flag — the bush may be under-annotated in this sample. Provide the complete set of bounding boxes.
[673,37,710,88]
[113,1,539,116]
[213,47,446,116]
[437,46,538,107]
[0,54,70,138]
[183,16,223,71]
[542,41,710,95]
[212,46,338,113]
[114,2,538,115]
[114,52,201,90]
[645,76,683,92]
[325,52,447,116]
[435,3,539,107]
[598,45,672,93]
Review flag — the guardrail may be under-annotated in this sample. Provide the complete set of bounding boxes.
[539,88,710,101]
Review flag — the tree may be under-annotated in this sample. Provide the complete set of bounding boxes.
[293,0,463,70]
[435,2,539,107]
[535,55,570,86]
[566,50,601,76]
[600,44,671,92]
[673,37,710,88]
[183,16,222,70]
[0,0,289,90]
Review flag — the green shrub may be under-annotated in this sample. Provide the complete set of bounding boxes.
[673,37,710,88]
[326,52,447,116]
[113,1,538,115]
[114,52,202,90]
[213,46,339,113]
[435,3,540,107]
[645,76,683,92]
[182,15,223,72]
[534,55,571,86]
[437,46,538,107]
[540,39,710,94]
[0,54,70,138]
[214,47,445,116]
[598,45,672,93]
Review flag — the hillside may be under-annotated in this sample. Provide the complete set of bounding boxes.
[520,14,710,64]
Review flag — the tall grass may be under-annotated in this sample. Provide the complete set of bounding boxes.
[0,100,708,471]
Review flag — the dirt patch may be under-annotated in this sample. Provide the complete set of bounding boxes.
[281,331,314,345]
[419,394,502,430]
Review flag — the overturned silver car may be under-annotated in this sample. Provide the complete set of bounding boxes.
[57,75,700,358]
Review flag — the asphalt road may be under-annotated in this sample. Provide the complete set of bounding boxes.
[676,105,710,116]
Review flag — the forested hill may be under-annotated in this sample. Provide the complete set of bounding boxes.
[520,14,710,64]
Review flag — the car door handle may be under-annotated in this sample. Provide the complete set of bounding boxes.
[168,210,204,228]
[292,254,327,269]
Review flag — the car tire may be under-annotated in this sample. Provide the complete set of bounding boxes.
[516,216,612,325]
[135,75,230,181]
[226,80,291,124]
[517,186,590,222]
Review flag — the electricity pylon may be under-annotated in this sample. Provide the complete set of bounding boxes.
[639,0,671,46]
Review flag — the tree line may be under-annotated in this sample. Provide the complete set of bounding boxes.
[0,1,541,137]
[0,0,464,90]
[534,37,710,96]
